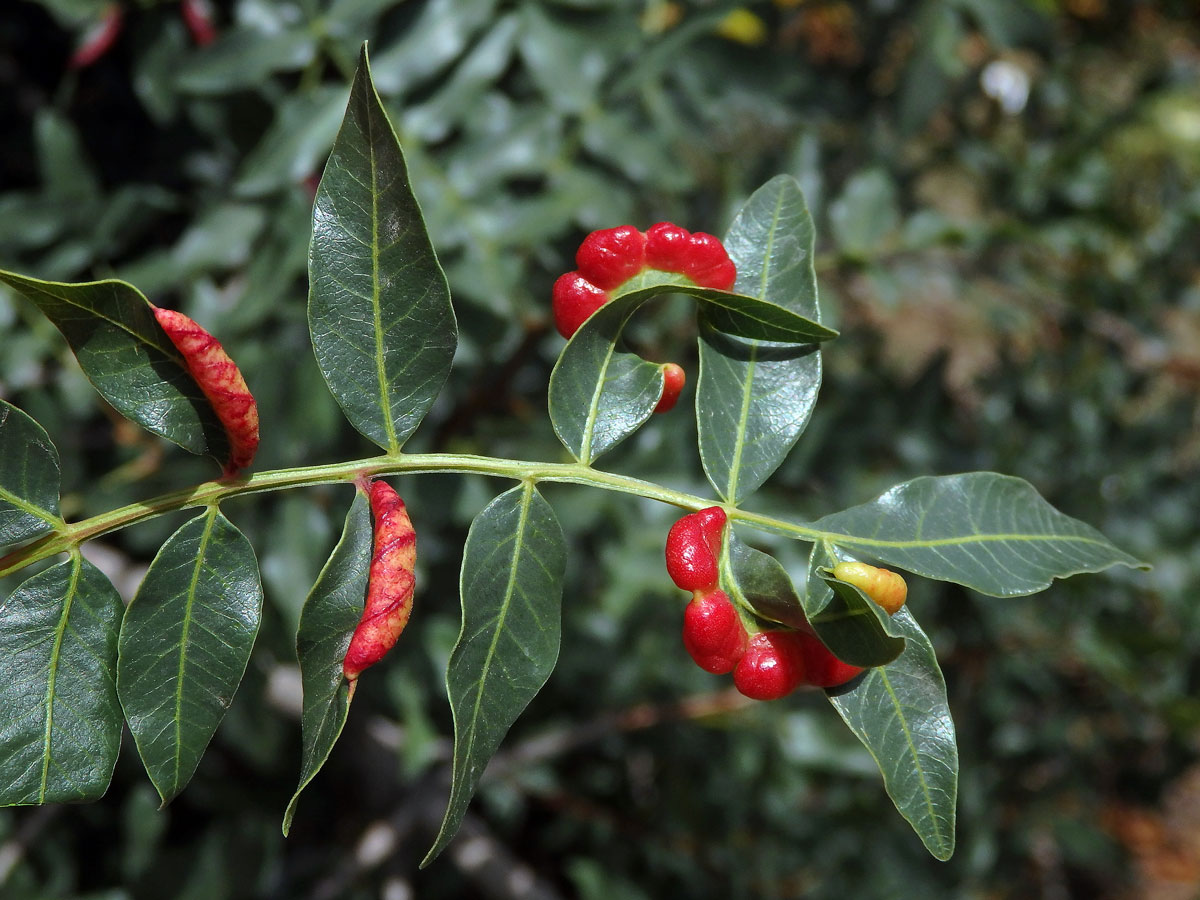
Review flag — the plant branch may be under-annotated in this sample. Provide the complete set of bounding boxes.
[0,452,829,578]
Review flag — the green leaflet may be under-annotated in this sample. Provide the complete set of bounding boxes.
[283,489,373,836]
[425,483,566,866]
[0,270,230,461]
[826,607,958,861]
[0,554,124,806]
[117,509,263,804]
[0,399,62,551]
[810,473,1149,596]
[308,44,457,454]
[699,175,825,504]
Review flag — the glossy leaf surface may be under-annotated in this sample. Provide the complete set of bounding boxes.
[117,510,263,804]
[699,175,824,503]
[426,483,566,865]
[0,555,123,805]
[308,45,456,453]
[0,400,62,551]
[811,473,1147,596]
[0,270,228,459]
[283,490,372,835]
[827,607,958,861]
[548,293,663,464]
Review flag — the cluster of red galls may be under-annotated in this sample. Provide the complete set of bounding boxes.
[552,223,738,414]
[665,507,866,701]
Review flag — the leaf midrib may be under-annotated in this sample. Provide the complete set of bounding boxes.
[40,555,82,802]
[173,509,218,794]
[365,88,399,453]
[460,484,533,783]
[0,273,177,358]
[879,668,949,856]
[724,188,785,502]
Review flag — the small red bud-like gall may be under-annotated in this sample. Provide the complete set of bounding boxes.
[69,4,124,69]
[181,0,218,46]
[552,271,610,338]
[575,225,647,291]
[831,561,908,615]
[733,631,806,701]
[682,590,748,674]
[644,222,693,273]
[653,363,686,414]
[796,632,864,688]
[343,481,417,681]
[682,233,737,291]
[665,506,727,592]
[152,307,259,476]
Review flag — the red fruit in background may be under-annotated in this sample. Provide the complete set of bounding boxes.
[552,271,609,338]
[181,0,218,47]
[575,225,647,291]
[69,4,124,69]
[797,632,864,688]
[682,590,748,674]
[682,232,737,290]
[733,631,806,701]
[644,222,693,273]
[665,506,726,592]
[653,363,686,414]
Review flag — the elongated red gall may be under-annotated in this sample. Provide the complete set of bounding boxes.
[343,481,417,681]
[153,307,259,475]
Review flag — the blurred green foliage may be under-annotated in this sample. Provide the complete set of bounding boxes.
[1,0,1197,897]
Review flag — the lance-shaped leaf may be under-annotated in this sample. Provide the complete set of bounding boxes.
[425,483,566,866]
[826,607,958,861]
[699,175,824,503]
[117,509,263,804]
[809,473,1148,596]
[0,271,229,459]
[283,490,373,836]
[802,543,906,668]
[308,44,456,453]
[0,554,123,806]
[0,400,62,551]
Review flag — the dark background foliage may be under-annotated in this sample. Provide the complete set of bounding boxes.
[1,0,1197,897]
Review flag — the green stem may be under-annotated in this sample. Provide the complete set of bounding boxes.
[0,453,828,579]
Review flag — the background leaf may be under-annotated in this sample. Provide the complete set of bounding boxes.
[283,489,372,836]
[0,554,123,805]
[0,399,62,550]
[699,176,824,503]
[117,509,263,804]
[826,607,958,861]
[308,45,457,453]
[0,271,229,460]
[810,473,1148,596]
[426,483,566,865]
